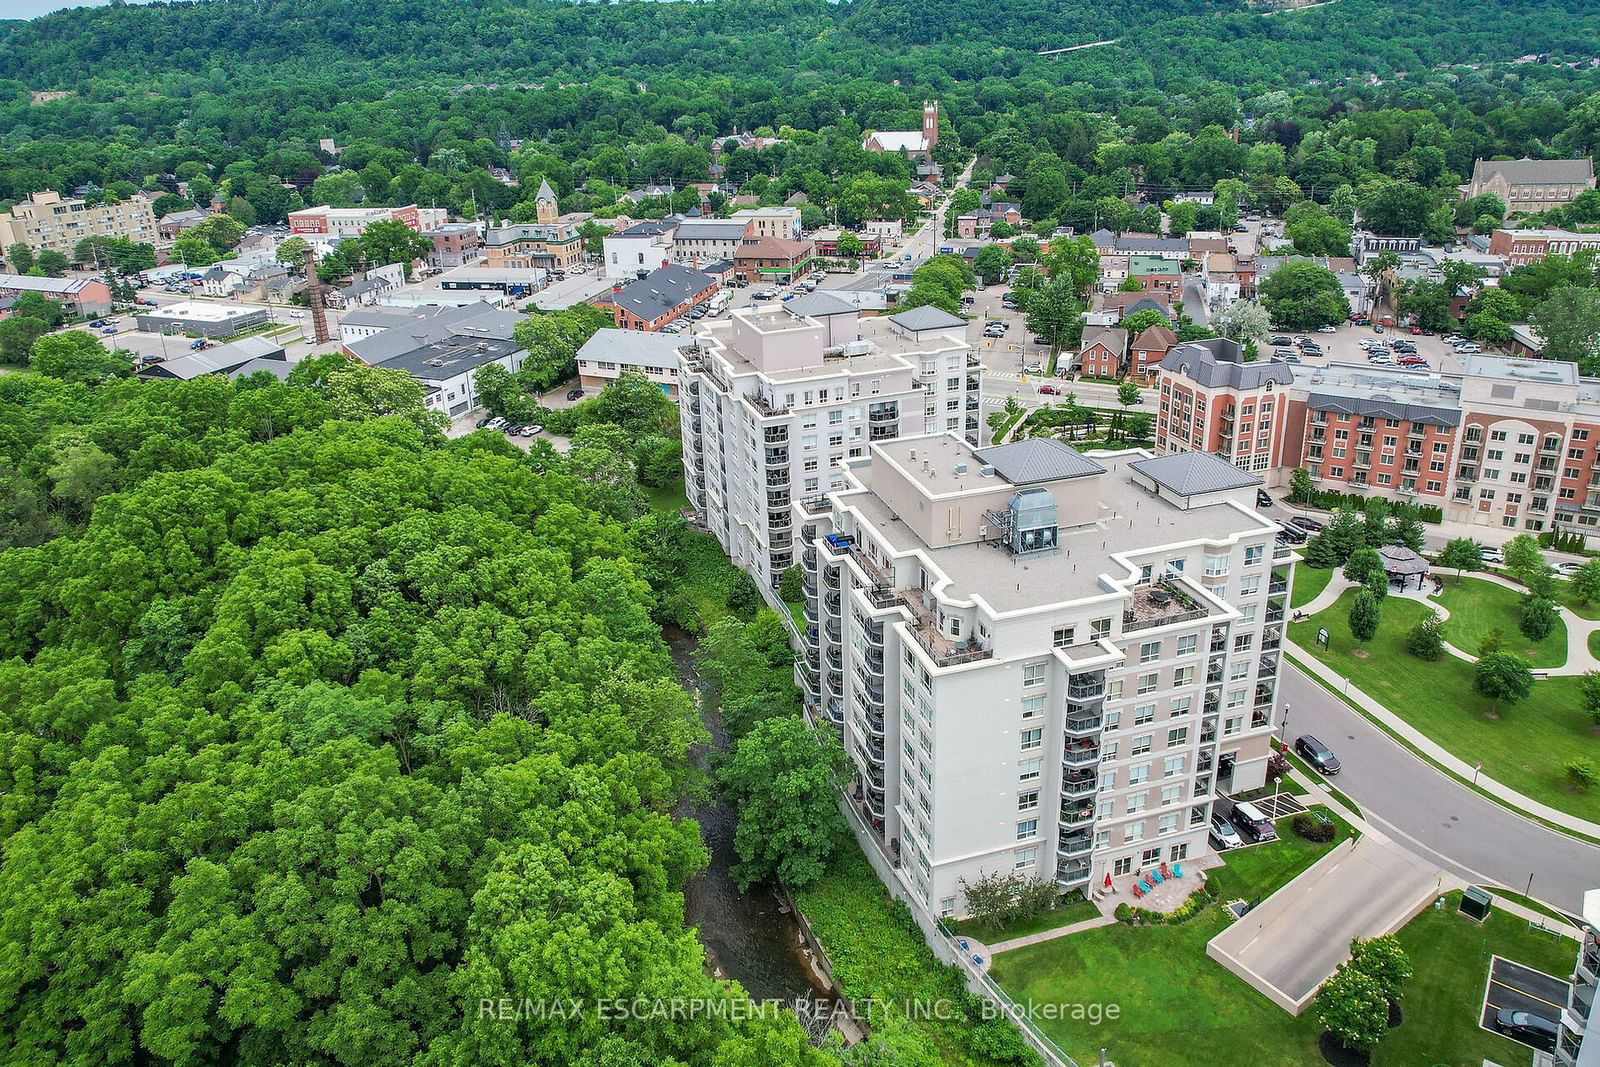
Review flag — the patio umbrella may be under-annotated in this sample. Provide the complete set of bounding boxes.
[1103,872,1112,890]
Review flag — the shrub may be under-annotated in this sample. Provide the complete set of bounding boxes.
[1582,671,1600,726]
[1266,751,1291,783]
[1519,595,1558,641]
[1292,813,1335,842]
[1568,758,1598,791]
[1406,612,1444,660]
[1114,903,1135,923]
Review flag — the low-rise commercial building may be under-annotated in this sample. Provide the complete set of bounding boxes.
[135,300,270,338]
[603,219,675,279]
[287,203,446,240]
[609,265,718,331]
[1488,227,1600,267]
[424,222,482,268]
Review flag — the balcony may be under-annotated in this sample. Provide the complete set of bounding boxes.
[1268,577,1289,596]
[966,376,979,391]
[1264,600,1286,624]
[764,426,788,444]
[1123,580,1210,633]
[767,490,791,509]
[865,785,886,819]
[1064,712,1104,735]
[765,447,789,466]
[1194,774,1212,796]
[1196,751,1214,773]
[803,598,818,626]
[826,645,843,672]
[1062,740,1101,767]
[856,671,885,706]
[765,470,790,488]
[1273,542,1294,562]
[1061,771,1097,797]
[826,697,843,725]
[1067,673,1106,701]
[1056,860,1092,887]
[863,645,884,675]
[1058,830,1094,857]
[868,406,899,424]
[1258,657,1278,679]
[825,618,842,644]
[769,549,792,571]
[858,706,885,737]
[770,530,793,551]
[800,496,830,517]
[823,566,840,590]
[966,352,981,367]
[868,424,899,442]
[824,589,841,617]
[900,591,994,667]
[1252,709,1270,730]
[1061,801,1095,827]
[749,393,789,416]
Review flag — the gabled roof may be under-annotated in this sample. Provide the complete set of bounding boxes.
[1128,451,1261,496]
[887,305,965,332]
[1304,391,1460,427]
[1081,326,1128,353]
[1132,325,1178,350]
[612,265,715,322]
[973,438,1106,485]
[577,328,695,371]
[1159,337,1295,390]
[1472,157,1594,186]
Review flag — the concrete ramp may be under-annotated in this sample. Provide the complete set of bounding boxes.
[1207,835,1441,1014]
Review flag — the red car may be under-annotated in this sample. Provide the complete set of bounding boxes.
[1039,384,1061,396]
[1409,325,1422,335]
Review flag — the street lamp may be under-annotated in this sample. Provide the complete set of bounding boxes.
[1277,703,1291,747]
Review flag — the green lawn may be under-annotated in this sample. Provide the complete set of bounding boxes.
[1431,577,1567,667]
[1377,891,1576,1067]
[1207,808,1353,905]
[1291,564,1334,609]
[989,882,1572,1067]
[946,891,1100,942]
[1562,582,1600,621]
[990,909,1325,1066]
[783,597,806,632]
[1290,591,1600,823]
[643,475,689,515]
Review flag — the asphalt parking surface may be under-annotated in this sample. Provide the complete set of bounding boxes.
[1480,955,1569,1050]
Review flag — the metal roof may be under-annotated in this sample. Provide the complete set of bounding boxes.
[1160,337,1295,390]
[612,265,716,322]
[1128,451,1261,496]
[972,438,1106,485]
[1304,391,1461,427]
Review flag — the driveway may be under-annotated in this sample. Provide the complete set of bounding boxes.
[1207,834,1442,1013]
[1281,665,1600,914]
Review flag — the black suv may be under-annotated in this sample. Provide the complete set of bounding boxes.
[566,387,585,401]
[1294,734,1342,775]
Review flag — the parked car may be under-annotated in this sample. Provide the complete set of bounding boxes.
[139,298,158,306]
[1024,362,1044,374]
[1317,324,1337,333]
[1229,800,1277,843]
[1409,325,1423,335]
[1555,560,1584,577]
[1271,351,1301,364]
[1373,323,1385,333]
[1493,1010,1559,1052]
[1270,336,1292,346]
[100,326,118,335]
[566,387,585,401]
[189,338,209,350]
[1038,384,1061,395]
[88,319,107,328]
[1287,515,1324,535]
[1276,525,1308,545]
[1397,356,1427,368]
[1294,734,1342,775]
[1209,813,1243,851]
[1480,545,1504,565]
[1256,489,1273,508]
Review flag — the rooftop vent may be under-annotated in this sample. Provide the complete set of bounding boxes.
[954,462,969,475]
[980,465,996,477]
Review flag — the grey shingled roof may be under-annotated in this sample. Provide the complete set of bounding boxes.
[1472,157,1594,186]
[577,328,694,371]
[1304,392,1461,427]
[1159,338,1295,390]
[1128,451,1261,496]
[612,265,715,322]
[785,292,856,318]
[973,438,1106,485]
[888,305,966,332]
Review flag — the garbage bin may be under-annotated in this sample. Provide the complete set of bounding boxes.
[1459,886,1493,921]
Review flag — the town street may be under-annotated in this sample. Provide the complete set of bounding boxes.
[1280,665,1600,914]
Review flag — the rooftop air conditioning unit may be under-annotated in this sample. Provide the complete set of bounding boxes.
[954,462,968,475]
[980,465,996,477]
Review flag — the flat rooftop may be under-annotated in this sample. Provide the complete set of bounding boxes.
[141,301,264,322]
[374,334,520,382]
[694,306,968,382]
[842,449,1274,613]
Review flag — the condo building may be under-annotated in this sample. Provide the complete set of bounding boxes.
[0,190,158,258]
[1157,339,1600,533]
[798,434,1292,915]
[1557,889,1599,1066]
[677,297,983,591]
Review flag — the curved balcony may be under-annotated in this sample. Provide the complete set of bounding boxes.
[825,618,842,644]
[826,645,843,673]
[856,672,885,707]
[823,567,841,590]
[1060,800,1095,828]
[769,550,792,571]
[865,785,886,819]
[826,697,843,726]
[863,645,884,675]
[1058,829,1093,857]
[858,707,885,738]
[1061,770,1097,797]
[824,588,841,617]
[802,569,818,597]
[767,490,790,509]
[1062,740,1101,767]
[803,598,818,627]
[1063,712,1104,736]
[802,546,818,571]
[1056,860,1092,888]
[765,447,789,466]
[1067,673,1106,700]
[763,426,788,444]
[825,671,843,699]
[769,509,793,531]
[765,470,790,487]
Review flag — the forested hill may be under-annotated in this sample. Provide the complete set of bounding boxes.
[3,0,1599,92]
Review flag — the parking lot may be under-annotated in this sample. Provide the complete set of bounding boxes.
[1267,321,1469,376]
[1479,955,1569,1052]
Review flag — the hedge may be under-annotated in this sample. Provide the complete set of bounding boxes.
[1286,487,1443,524]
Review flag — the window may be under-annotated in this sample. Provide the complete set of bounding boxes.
[1091,617,1112,640]
[1171,842,1189,861]
[1138,673,1159,694]
[1174,666,1195,687]
[1124,821,1145,843]
[1203,553,1229,577]
[1243,545,1263,566]
[1171,696,1192,717]
[1167,726,1189,747]
[1226,688,1247,709]
[1016,819,1038,841]
[1105,679,1122,701]
[1022,695,1044,720]
[1176,635,1197,656]
[1052,625,1076,648]
[1140,640,1161,664]
[1126,792,1148,813]
[1142,846,1163,864]
[1159,813,1179,835]
[1020,728,1042,751]
[1113,857,1133,876]
[1014,846,1037,870]
[1018,758,1041,782]
[1129,762,1150,784]
[1022,662,1046,687]
[1131,734,1153,756]
[1018,790,1039,811]
[1224,715,1243,736]
[1161,784,1182,806]
[1239,575,1260,597]
[1134,703,1156,725]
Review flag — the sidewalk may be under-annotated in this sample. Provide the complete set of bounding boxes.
[985,914,1118,955]
[1287,641,1600,840]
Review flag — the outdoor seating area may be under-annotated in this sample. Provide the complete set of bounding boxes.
[1377,543,1430,591]
[1105,853,1223,914]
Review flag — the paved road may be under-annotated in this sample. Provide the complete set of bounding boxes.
[1281,665,1600,914]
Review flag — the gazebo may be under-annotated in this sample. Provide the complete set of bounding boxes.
[1377,544,1430,590]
